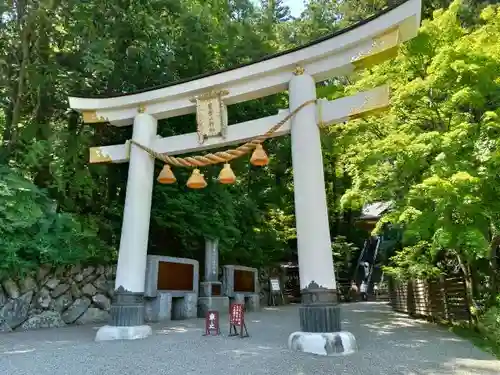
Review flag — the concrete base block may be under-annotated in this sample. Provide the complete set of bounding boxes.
[172,292,197,320]
[145,292,172,322]
[95,325,153,342]
[288,331,357,356]
[199,281,223,298]
[197,296,230,317]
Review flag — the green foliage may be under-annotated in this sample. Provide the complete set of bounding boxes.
[0,0,342,276]
[0,167,111,279]
[478,305,500,348]
[332,236,359,277]
[383,241,442,280]
[337,0,500,304]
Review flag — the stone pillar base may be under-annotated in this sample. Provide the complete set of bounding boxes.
[299,304,341,332]
[229,293,260,312]
[288,282,356,356]
[109,286,146,326]
[95,325,152,342]
[232,293,245,304]
[97,286,152,341]
[200,281,222,297]
[288,331,357,356]
[299,282,340,332]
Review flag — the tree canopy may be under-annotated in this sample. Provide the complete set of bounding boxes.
[333,1,500,304]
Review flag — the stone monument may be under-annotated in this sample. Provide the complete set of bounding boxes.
[222,265,260,312]
[143,255,199,322]
[198,237,229,317]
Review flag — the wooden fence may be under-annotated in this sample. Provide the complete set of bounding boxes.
[388,275,471,323]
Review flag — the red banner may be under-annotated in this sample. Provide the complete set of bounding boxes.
[229,303,244,326]
[204,310,220,336]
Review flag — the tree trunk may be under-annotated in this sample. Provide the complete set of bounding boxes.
[456,253,477,325]
[0,102,14,160]
[10,15,32,141]
[1,1,35,162]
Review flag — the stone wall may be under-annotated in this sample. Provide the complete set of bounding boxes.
[0,264,115,332]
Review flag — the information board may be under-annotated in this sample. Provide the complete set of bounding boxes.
[228,303,249,338]
[203,310,220,336]
[270,278,281,292]
[268,277,284,306]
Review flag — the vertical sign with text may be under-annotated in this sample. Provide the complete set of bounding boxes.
[203,310,220,336]
[229,303,249,338]
[211,246,217,278]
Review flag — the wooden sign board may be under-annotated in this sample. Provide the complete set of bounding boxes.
[234,270,255,292]
[269,277,284,306]
[269,278,281,292]
[157,261,194,291]
[229,303,249,338]
[203,310,220,336]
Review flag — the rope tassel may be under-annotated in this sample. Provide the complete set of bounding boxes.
[218,163,236,184]
[157,164,176,184]
[250,144,269,166]
[187,169,207,189]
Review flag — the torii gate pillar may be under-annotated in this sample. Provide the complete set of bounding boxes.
[287,72,356,355]
[95,113,157,341]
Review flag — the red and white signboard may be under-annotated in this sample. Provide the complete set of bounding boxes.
[229,303,249,338]
[230,303,243,326]
[204,310,220,336]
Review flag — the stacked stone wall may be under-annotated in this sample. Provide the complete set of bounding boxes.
[0,265,115,332]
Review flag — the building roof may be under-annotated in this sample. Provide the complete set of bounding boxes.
[360,201,394,220]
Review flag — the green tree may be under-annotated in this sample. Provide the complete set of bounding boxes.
[336,1,500,307]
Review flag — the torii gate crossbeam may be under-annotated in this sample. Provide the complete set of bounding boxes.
[88,85,389,164]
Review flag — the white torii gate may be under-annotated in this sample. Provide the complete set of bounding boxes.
[68,0,421,354]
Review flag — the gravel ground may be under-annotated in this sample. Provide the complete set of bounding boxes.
[0,302,498,375]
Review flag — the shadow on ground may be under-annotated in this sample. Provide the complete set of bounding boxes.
[0,302,498,375]
[341,303,499,375]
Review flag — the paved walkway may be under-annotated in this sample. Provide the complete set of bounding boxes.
[0,302,498,375]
